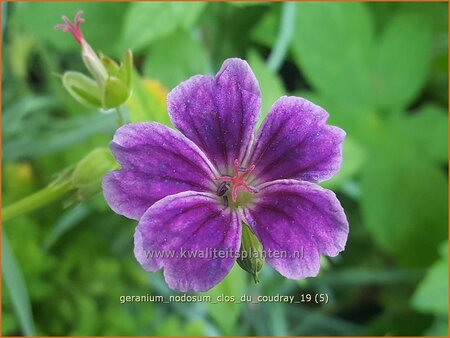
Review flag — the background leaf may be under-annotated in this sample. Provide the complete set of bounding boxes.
[292,2,374,107]
[407,105,448,163]
[3,112,117,161]
[412,241,448,316]
[121,2,206,52]
[43,204,91,250]
[247,50,285,126]
[205,266,246,335]
[2,230,36,336]
[321,136,366,190]
[374,14,433,112]
[127,71,169,124]
[250,5,279,48]
[143,30,210,90]
[360,117,447,266]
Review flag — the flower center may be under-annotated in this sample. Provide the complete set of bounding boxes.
[55,11,85,46]
[215,159,258,204]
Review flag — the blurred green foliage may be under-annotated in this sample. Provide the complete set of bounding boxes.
[2,1,448,336]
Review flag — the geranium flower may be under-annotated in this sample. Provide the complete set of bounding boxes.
[102,58,349,292]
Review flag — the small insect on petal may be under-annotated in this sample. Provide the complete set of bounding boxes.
[217,181,229,197]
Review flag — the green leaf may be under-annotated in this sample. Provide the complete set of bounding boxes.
[184,320,205,336]
[143,30,210,90]
[374,14,433,112]
[200,3,266,69]
[360,116,447,266]
[122,2,206,52]
[250,6,280,48]
[412,241,448,317]
[315,268,422,286]
[292,2,374,107]
[154,317,204,336]
[425,317,448,336]
[154,316,182,336]
[43,204,91,250]
[2,96,58,140]
[127,71,170,124]
[228,1,270,7]
[294,91,377,145]
[4,32,35,81]
[247,50,285,126]
[2,230,36,336]
[205,265,245,335]
[407,105,448,163]
[3,113,117,161]
[396,2,448,33]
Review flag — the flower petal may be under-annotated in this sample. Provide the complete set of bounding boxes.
[167,58,261,174]
[240,179,348,279]
[102,122,218,220]
[248,96,345,185]
[135,191,241,292]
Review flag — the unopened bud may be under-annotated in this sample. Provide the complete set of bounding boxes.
[71,148,119,201]
[237,223,264,283]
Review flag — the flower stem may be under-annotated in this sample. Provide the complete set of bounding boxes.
[115,105,126,126]
[2,181,72,223]
[266,2,296,73]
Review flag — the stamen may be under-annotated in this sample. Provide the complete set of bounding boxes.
[215,159,258,203]
[55,11,85,45]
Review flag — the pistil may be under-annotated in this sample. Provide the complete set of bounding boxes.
[55,11,85,46]
[215,159,258,202]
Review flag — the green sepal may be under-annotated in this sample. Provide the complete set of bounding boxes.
[101,76,131,109]
[100,53,121,77]
[118,49,133,88]
[62,71,102,108]
[100,50,133,89]
[237,223,264,283]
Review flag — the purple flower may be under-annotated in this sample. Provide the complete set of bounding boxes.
[102,58,349,292]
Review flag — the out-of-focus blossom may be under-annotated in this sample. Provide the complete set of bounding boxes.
[56,11,133,110]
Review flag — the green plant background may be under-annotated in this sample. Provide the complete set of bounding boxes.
[2,1,448,336]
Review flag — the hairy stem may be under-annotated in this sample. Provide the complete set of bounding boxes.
[2,181,72,223]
